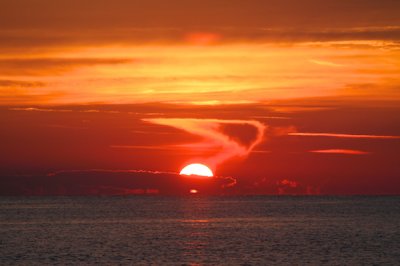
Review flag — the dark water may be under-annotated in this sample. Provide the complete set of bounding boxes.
[1,196,399,265]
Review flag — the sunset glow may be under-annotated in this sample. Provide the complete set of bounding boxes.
[1,0,400,196]
[2,2,400,265]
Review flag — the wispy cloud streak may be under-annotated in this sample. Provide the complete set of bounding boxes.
[143,118,266,169]
[310,149,371,155]
[289,132,400,139]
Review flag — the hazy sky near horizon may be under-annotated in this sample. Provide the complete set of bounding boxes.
[1,0,400,195]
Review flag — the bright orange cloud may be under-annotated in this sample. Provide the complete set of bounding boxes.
[1,41,399,105]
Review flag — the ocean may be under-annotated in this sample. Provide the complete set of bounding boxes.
[1,196,399,265]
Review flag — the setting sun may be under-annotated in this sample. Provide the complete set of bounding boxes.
[2,1,400,265]
[180,163,214,177]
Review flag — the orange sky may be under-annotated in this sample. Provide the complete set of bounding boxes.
[1,0,400,195]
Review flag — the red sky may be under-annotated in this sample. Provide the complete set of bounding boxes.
[1,0,400,195]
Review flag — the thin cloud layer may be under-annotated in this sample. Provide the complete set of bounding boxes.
[1,0,400,50]
[0,80,45,88]
[0,58,134,76]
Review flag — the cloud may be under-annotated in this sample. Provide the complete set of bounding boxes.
[289,132,400,139]
[0,168,236,195]
[39,168,236,195]
[275,179,302,195]
[0,90,65,105]
[143,118,266,169]
[277,179,298,188]
[47,169,237,187]
[9,107,73,112]
[251,116,291,120]
[309,59,344,67]
[0,79,45,88]
[9,107,123,114]
[1,0,400,51]
[0,58,134,76]
[310,149,371,155]
[182,100,256,105]
[46,168,174,177]
[2,27,400,52]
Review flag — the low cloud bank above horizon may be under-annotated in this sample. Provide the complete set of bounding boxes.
[0,170,234,196]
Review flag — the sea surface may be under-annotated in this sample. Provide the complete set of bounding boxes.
[1,196,399,265]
